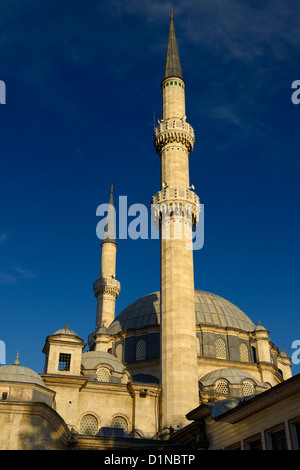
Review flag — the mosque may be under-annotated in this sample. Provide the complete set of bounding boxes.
[0,12,299,451]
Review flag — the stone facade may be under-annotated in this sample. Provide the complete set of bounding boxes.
[0,12,295,450]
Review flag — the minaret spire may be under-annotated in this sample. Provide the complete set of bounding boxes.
[162,9,183,82]
[102,183,116,245]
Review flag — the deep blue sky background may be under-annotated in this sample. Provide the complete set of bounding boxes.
[0,0,299,376]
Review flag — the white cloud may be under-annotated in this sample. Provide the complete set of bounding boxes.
[0,266,37,285]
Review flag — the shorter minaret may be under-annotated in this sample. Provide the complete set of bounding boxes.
[93,185,121,331]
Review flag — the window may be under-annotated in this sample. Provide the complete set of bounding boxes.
[242,381,255,397]
[115,343,123,361]
[136,339,146,361]
[240,343,249,362]
[96,367,110,383]
[215,338,226,359]
[289,419,300,450]
[244,434,263,450]
[215,380,229,395]
[111,416,128,433]
[252,346,257,363]
[58,353,71,371]
[1,392,8,400]
[265,425,288,450]
[80,414,99,435]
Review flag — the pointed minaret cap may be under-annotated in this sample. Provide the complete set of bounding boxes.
[162,9,183,82]
[102,184,117,245]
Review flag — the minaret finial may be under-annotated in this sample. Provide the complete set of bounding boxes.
[14,351,20,365]
[171,9,173,21]
[103,185,116,244]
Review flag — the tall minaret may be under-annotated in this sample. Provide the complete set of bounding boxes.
[93,185,121,331]
[152,11,200,430]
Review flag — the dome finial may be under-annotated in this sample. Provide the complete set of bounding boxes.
[65,321,68,330]
[14,351,20,365]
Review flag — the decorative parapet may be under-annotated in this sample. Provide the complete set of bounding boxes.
[151,187,200,227]
[153,119,195,154]
[93,277,121,299]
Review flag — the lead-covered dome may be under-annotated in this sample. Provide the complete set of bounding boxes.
[0,363,45,387]
[108,290,255,334]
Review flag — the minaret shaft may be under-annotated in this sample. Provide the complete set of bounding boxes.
[152,15,200,430]
[93,187,120,331]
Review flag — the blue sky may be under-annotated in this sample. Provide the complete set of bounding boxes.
[0,0,300,376]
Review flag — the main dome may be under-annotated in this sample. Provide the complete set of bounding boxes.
[108,290,255,334]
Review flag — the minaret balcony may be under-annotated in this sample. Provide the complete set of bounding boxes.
[153,119,195,154]
[151,187,200,227]
[93,277,121,298]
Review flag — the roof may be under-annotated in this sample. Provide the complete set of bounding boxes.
[108,290,255,334]
[187,374,300,424]
[81,351,125,373]
[0,363,45,387]
[53,327,78,336]
[162,12,183,82]
[199,368,261,387]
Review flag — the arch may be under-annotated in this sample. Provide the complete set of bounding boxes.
[96,366,111,382]
[115,343,123,361]
[215,338,226,359]
[111,415,128,433]
[80,414,99,435]
[215,380,229,395]
[242,380,255,397]
[240,343,249,362]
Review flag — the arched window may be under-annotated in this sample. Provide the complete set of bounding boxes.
[80,414,99,435]
[215,380,229,395]
[111,416,128,433]
[96,367,110,382]
[240,343,249,362]
[215,338,226,359]
[243,381,255,396]
[136,339,146,361]
[115,343,123,361]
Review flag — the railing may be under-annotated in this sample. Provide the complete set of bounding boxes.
[94,277,121,292]
[151,187,200,206]
[153,119,195,138]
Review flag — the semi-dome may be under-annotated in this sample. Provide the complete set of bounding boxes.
[199,368,261,387]
[81,351,125,373]
[108,290,255,334]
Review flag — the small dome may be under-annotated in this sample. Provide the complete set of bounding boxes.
[254,321,268,332]
[279,347,290,359]
[81,351,125,373]
[53,323,78,337]
[0,363,45,387]
[199,368,260,387]
[108,290,255,334]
